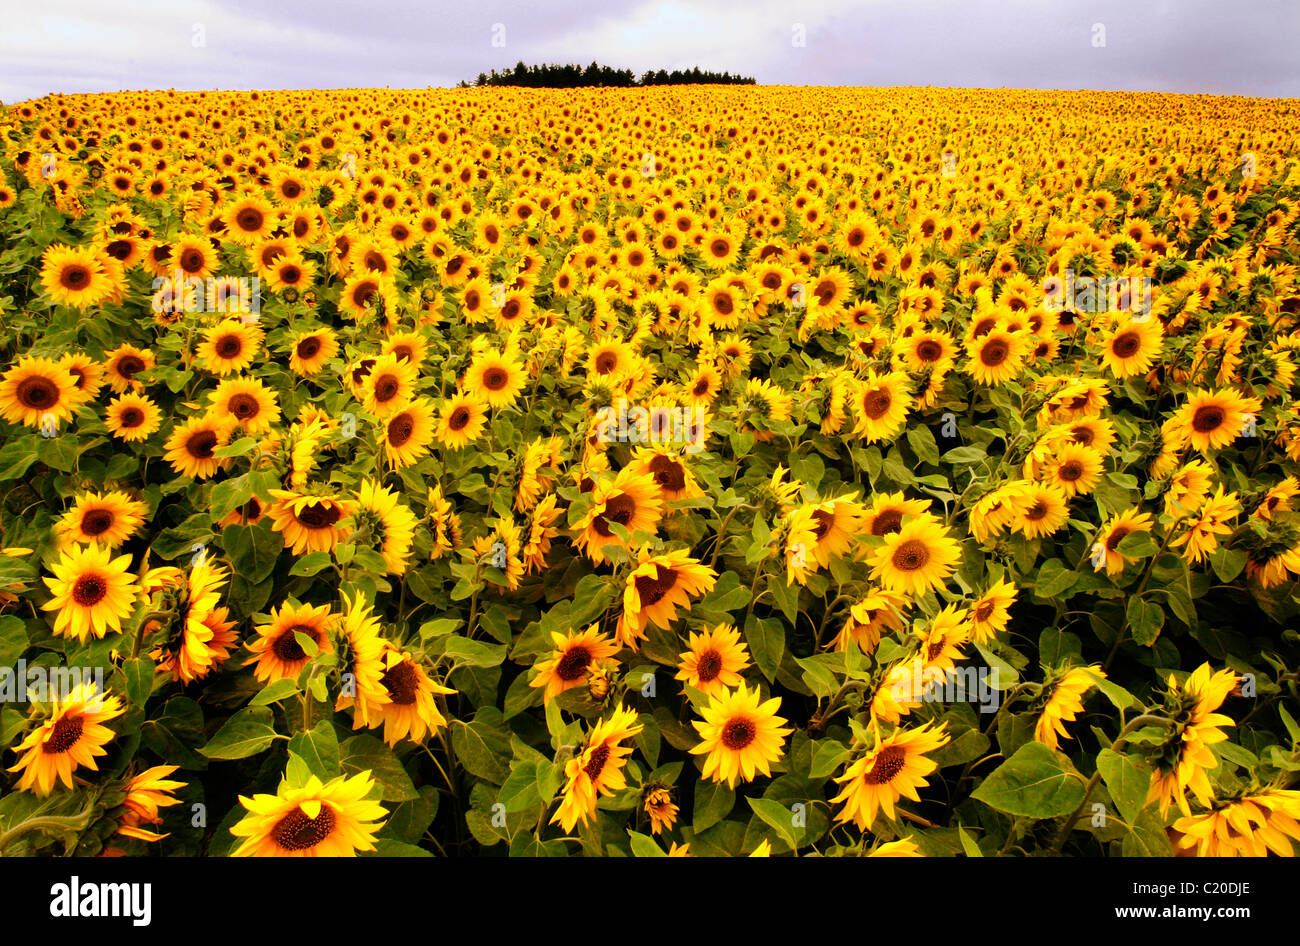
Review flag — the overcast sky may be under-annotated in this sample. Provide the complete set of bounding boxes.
[2,0,1297,103]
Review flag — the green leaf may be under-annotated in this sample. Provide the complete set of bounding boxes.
[121,657,155,707]
[442,636,506,668]
[1126,596,1164,647]
[1033,559,1078,600]
[1116,530,1159,558]
[957,825,984,857]
[907,425,940,465]
[339,734,418,801]
[627,830,667,857]
[199,706,278,760]
[766,573,800,626]
[1096,748,1151,825]
[747,796,805,852]
[692,779,734,834]
[451,708,511,784]
[744,613,786,682]
[250,677,300,706]
[1122,807,1174,856]
[288,720,340,779]
[289,551,333,577]
[970,742,1086,819]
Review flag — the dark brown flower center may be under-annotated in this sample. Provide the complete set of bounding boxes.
[81,509,115,536]
[227,393,260,419]
[593,494,636,537]
[373,375,400,403]
[387,412,415,446]
[583,743,611,780]
[891,538,930,572]
[215,335,243,359]
[695,649,723,683]
[272,624,318,662]
[295,502,341,530]
[180,248,204,273]
[186,429,218,459]
[448,406,471,431]
[1105,526,1130,553]
[380,659,420,705]
[594,352,618,374]
[871,509,903,536]
[721,717,756,750]
[863,389,893,420]
[71,573,108,607]
[297,336,322,360]
[483,368,508,390]
[60,265,90,289]
[1191,405,1225,434]
[647,454,686,492]
[980,339,1009,367]
[1058,461,1084,482]
[16,376,58,409]
[43,715,85,754]
[120,407,145,428]
[271,804,335,851]
[555,645,593,682]
[634,565,677,607]
[235,207,264,232]
[862,745,905,785]
[1111,331,1141,358]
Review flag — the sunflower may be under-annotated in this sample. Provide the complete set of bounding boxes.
[223,195,276,244]
[266,490,356,556]
[574,469,665,564]
[197,320,263,375]
[626,446,703,503]
[0,355,77,429]
[967,330,1027,386]
[1147,664,1238,818]
[676,623,751,698]
[116,766,186,842]
[360,353,417,418]
[208,376,280,435]
[1043,443,1104,498]
[530,625,622,703]
[103,345,154,393]
[969,577,1017,643]
[1163,458,1214,518]
[832,587,909,654]
[230,770,387,857]
[384,397,437,468]
[1171,485,1240,564]
[1171,788,1300,857]
[41,543,139,642]
[860,492,933,538]
[643,785,679,835]
[333,591,392,730]
[289,328,338,376]
[353,479,417,575]
[163,414,231,480]
[514,437,563,513]
[436,391,489,451]
[382,330,429,367]
[868,837,924,857]
[853,370,913,443]
[523,494,563,574]
[552,704,645,832]
[1101,316,1163,378]
[146,560,229,685]
[463,349,526,409]
[39,243,116,308]
[105,392,161,442]
[1035,665,1104,750]
[830,722,950,830]
[1169,388,1262,453]
[368,647,455,746]
[248,600,336,684]
[690,682,791,789]
[869,516,960,598]
[1011,482,1070,541]
[1094,507,1155,576]
[54,490,148,549]
[6,681,126,796]
[617,547,718,649]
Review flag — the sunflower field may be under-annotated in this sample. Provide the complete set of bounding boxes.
[0,86,1299,859]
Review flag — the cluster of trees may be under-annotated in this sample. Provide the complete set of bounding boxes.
[460,62,756,88]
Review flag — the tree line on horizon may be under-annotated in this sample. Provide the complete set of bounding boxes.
[459,61,757,88]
